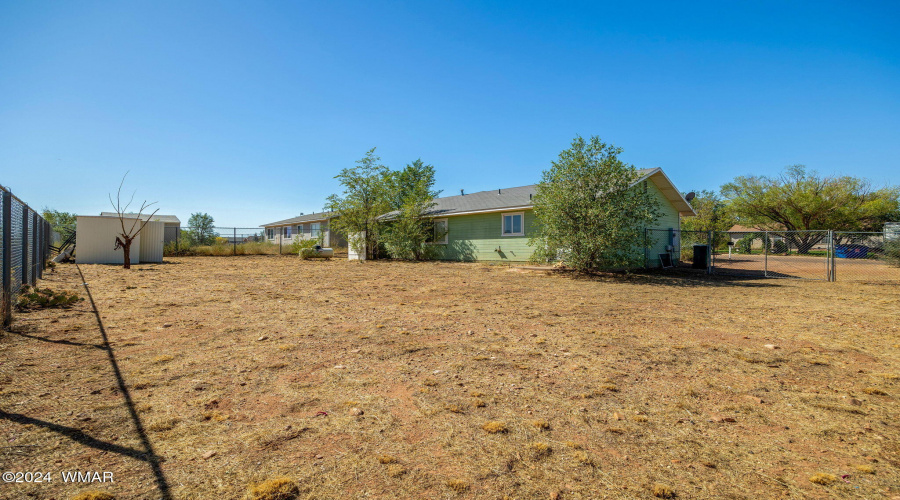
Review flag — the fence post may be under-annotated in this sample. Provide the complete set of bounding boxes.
[707,230,713,274]
[233,228,237,256]
[764,231,768,278]
[2,190,11,328]
[827,230,834,282]
[21,203,28,286]
[31,211,38,285]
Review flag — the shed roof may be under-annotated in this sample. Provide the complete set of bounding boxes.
[99,212,181,224]
[261,211,336,227]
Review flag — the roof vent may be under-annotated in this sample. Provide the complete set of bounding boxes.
[498,189,501,194]
[460,189,465,195]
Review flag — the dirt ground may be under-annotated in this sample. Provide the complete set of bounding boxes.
[709,252,900,281]
[1,256,899,500]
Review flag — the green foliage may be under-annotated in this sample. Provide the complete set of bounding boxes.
[772,239,788,254]
[884,241,900,267]
[41,207,77,227]
[289,236,320,254]
[381,160,443,260]
[722,165,900,253]
[529,136,661,271]
[680,190,735,232]
[187,212,217,245]
[15,287,82,310]
[680,190,735,248]
[326,148,392,260]
[736,234,755,254]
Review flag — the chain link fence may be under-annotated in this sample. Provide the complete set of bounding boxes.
[1,184,52,327]
[645,228,900,282]
[163,226,344,256]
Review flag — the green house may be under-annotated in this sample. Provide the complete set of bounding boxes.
[422,168,695,264]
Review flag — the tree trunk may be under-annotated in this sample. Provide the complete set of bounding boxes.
[123,240,132,269]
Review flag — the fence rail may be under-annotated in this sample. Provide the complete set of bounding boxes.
[1,184,52,327]
[647,228,900,282]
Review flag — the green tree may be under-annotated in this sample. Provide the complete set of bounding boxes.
[529,136,661,271]
[381,159,442,260]
[41,207,77,228]
[187,212,217,245]
[722,165,900,252]
[326,148,392,260]
[679,190,736,249]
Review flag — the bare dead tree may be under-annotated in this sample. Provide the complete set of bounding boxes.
[109,173,159,269]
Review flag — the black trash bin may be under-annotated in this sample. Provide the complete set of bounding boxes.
[692,244,709,269]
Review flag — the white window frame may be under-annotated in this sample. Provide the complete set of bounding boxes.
[266,228,274,239]
[310,222,321,237]
[429,218,448,245]
[283,226,291,238]
[501,212,524,237]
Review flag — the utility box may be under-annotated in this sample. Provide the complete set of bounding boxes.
[692,244,709,269]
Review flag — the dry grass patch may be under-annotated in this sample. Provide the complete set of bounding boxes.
[147,416,179,432]
[70,492,115,500]
[530,419,550,430]
[445,479,469,493]
[387,464,406,477]
[482,421,508,434]
[528,441,552,460]
[651,483,676,498]
[5,257,900,499]
[809,473,837,485]
[245,477,301,500]
[855,464,876,474]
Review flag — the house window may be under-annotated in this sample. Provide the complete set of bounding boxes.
[310,222,320,237]
[428,218,448,244]
[296,224,305,235]
[283,226,291,238]
[502,212,524,236]
[266,228,274,239]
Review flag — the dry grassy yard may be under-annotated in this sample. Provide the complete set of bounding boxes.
[1,256,899,500]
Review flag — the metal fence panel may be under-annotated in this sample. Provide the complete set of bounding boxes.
[832,231,900,282]
[1,184,51,327]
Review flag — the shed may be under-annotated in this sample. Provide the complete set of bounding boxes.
[99,212,180,243]
[75,216,164,264]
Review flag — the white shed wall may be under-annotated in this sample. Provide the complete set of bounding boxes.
[138,221,164,263]
[76,216,142,265]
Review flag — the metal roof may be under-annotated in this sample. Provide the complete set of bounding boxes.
[99,212,180,224]
[261,211,336,227]
[380,168,682,218]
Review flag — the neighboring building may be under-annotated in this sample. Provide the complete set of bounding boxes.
[260,212,347,248]
[385,168,694,265]
[99,212,181,243]
[886,222,900,241]
[76,215,164,264]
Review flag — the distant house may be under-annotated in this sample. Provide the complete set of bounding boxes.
[99,212,181,243]
[377,168,694,265]
[886,222,900,241]
[260,212,347,248]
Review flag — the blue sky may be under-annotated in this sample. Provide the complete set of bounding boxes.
[1,1,898,227]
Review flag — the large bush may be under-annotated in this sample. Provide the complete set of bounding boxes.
[530,136,661,271]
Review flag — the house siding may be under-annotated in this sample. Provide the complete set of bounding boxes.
[438,210,538,262]
[437,180,682,265]
[644,180,683,267]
